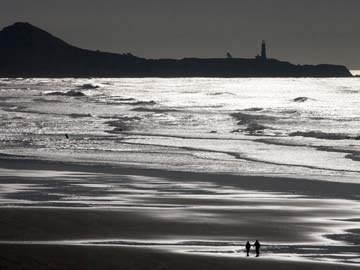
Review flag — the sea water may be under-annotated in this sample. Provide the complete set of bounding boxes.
[0,77,359,182]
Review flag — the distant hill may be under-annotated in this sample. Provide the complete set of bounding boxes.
[0,22,353,78]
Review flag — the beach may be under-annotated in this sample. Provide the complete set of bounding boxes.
[0,77,360,268]
[1,244,358,270]
[0,156,360,269]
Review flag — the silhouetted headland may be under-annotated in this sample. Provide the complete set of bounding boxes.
[0,22,353,78]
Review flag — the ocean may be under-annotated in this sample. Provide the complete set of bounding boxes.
[0,77,359,182]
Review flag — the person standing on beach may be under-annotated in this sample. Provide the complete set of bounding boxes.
[245,241,251,256]
[254,240,261,257]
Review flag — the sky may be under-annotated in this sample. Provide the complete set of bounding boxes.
[1,0,359,68]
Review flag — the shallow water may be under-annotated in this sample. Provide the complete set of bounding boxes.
[0,78,359,181]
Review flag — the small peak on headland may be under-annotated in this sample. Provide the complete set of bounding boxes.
[0,21,71,50]
[9,22,32,27]
[2,22,42,32]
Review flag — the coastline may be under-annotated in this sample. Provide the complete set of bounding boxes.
[0,23,353,78]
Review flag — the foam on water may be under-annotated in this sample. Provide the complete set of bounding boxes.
[0,77,360,181]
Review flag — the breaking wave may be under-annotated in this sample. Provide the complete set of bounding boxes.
[231,112,275,134]
[132,107,180,113]
[45,90,85,97]
[293,97,309,102]
[289,131,360,140]
[242,107,263,112]
[104,116,142,133]
[78,83,100,89]
[208,92,235,96]
[69,113,92,118]
[231,112,276,124]
[345,153,360,162]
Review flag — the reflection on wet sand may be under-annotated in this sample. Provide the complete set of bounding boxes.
[0,165,359,265]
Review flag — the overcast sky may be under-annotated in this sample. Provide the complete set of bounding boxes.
[1,0,359,68]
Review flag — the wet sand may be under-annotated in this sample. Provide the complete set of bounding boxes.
[0,156,360,268]
[0,244,358,270]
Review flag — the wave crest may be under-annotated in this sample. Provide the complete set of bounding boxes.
[289,131,360,140]
[45,90,85,97]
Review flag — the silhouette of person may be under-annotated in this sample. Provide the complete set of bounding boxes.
[254,240,261,257]
[65,134,69,139]
[245,241,251,256]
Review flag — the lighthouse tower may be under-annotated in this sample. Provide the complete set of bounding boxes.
[255,40,268,61]
[261,40,267,60]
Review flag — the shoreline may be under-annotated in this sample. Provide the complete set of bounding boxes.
[0,153,360,201]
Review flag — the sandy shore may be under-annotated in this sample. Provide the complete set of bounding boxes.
[0,244,358,270]
[0,155,360,269]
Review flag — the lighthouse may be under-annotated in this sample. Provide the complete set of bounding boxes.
[255,40,267,60]
[261,40,267,60]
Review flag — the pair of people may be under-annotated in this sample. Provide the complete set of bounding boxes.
[245,240,261,257]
